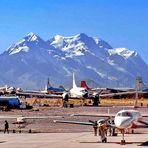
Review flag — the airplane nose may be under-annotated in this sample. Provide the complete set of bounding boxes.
[115,118,132,128]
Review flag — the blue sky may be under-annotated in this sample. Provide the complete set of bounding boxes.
[0,0,148,63]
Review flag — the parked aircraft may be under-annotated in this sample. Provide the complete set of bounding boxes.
[43,78,65,94]
[54,109,148,144]
[81,77,148,107]
[62,73,88,99]
[81,80,126,94]
[81,76,148,94]
[16,74,88,100]
[54,85,148,144]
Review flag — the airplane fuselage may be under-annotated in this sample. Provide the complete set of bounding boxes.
[70,87,88,98]
[114,110,142,129]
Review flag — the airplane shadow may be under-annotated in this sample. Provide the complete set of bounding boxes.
[80,141,141,144]
[0,141,6,143]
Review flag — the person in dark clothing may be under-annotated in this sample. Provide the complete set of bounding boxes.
[4,120,9,134]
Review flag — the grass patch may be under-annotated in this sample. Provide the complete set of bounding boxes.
[26,97,148,107]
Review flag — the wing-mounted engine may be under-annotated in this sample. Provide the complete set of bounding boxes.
[90,92,100,106]
[62,91,70,101]
[88,118,109,136]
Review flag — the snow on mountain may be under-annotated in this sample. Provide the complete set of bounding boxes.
[7,33,49,56]
[108,48,137,59]
[0,32,148,89]
[49,33,89,58]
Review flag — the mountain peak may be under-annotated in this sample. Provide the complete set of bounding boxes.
[6,33,48,55]
[108,48,137,59]
[77,33,88,38]
[24,32,40,42]
[27,32,36,36]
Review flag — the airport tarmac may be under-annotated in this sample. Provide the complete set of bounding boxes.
[0,132,147,148]
[0,106,147,147]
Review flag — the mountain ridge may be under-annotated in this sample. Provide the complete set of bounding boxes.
[0,32,147,89]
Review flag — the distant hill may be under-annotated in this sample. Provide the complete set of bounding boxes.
[0,32,148,89]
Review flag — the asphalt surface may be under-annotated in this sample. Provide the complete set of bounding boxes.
[0,132,147,148]
[0,106,147,147]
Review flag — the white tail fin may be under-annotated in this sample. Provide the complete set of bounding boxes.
[73,73,77,88]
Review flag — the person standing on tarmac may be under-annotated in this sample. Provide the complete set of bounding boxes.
[99,125,107,143]
[4,120,9,134]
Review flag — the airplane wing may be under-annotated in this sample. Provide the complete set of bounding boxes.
[0,115,20,119]
[22,116,62,119]
[0,115,62,119]
[138,120,148,127]
[74,113,148,117]
[54,120,94,126]
[54,118,114,129]
[99,91,136,97]
[141,114,148,117]
[71,114,115,118]
[100,90,148,97]
[136,125,148,128]
[16,91,62,98]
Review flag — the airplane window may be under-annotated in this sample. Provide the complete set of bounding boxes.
[122,112,132,117]
[81,89,88,93]
[117,113,122,116]
[117,112,132,117]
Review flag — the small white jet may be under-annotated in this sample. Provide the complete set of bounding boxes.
[62,73,88,99]
[54,109,148,144]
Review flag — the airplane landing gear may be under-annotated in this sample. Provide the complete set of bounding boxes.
[102,137,107,143]
[121,130,126,145]
[93,126,97,136]
[92,94,100,106]
[121,140,126,145]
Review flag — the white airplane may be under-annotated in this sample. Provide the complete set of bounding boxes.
[54,109,148,144]
[62,73,88,99]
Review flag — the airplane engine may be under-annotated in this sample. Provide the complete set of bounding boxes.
[93,92,99,98]
[82,92,88,98]
[62,92,69,101]
[97,119,107,127]
[92,92,100,106]
[89,119,108,136]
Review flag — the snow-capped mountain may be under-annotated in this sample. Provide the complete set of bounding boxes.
[0,33,148,89]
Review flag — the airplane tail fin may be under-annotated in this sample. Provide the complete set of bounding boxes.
[134,77,144,108]
[135,76,144,91]
[73,73,77,88]
[80,81,91,90]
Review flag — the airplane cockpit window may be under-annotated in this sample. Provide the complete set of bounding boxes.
[85,89,88,92]
[122,112,132,117]
[117,112,132,117]
[81,89,88,93]
[117,113,122,116]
